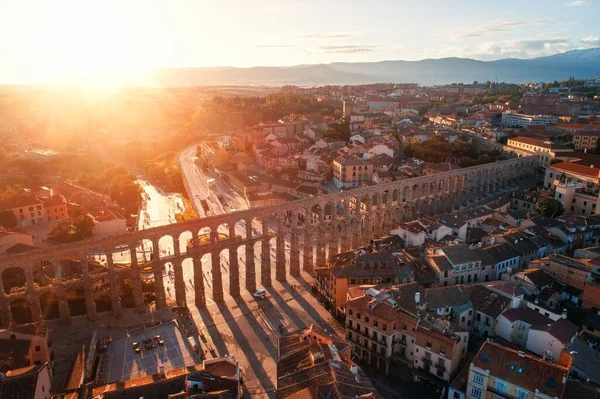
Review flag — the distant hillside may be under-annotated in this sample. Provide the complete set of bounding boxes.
[144,48,600,87]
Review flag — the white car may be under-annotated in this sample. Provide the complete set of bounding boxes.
[253,289,266,298]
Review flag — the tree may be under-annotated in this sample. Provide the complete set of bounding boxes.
[535,197,564,218]
[0,211,17,229]
[73,215,95,239]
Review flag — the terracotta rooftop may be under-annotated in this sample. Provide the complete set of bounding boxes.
[549,162,600,179]
[276,325,381,398]
[473,341,569,398]
[0,196,42,211]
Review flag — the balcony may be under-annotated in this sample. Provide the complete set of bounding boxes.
[435,362,447,372]
[422,357,433,366]
[487,386,517,399]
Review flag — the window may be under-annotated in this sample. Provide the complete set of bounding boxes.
[426,341,432,349]
[374,320,378,327]
[495,380,506,394]
[35,345,40,351]
[382,325,387,331]
[440,345,446,355]
[473,372,484,384]
[357,313,361,320]
[349,309,353,316]
[471,387,482,398]
[365,317,370,323]
[348,320,353,328]
[516,389,528,399]
[402,323,407,331]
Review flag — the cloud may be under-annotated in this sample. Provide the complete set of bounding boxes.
[581,36,600,46]
[254,44,299,49]
[318,45,380,54]
[443,20,553,40]
[296,33,357,39]
[566,0,590,6]
[446,38,577,60]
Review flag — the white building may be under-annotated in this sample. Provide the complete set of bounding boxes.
[501,112,558,128]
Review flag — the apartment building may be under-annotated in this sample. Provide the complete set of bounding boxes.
[554,180,600,216]
[41,195,68,222]
[502,112,558,128]
[535,253,593,290]
[466,341,569,399]
[314,242,411,314]
[573,131,600,151]
[0,196,45,227]
[440,245,482,285]
[332,155,374,188]
[367,98,399,111]
[544,162,600,189]
[345,283,469,385]
[506,137,570,166]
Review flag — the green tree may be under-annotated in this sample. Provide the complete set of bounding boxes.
[0,211,17,229]
[73,215,95,239]
[535,197,564,218]
[0,184,24,201]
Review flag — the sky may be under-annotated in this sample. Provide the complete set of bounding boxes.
[0,0,599,84]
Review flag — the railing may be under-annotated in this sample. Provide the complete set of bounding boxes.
[422,357,433,366]
[435,362,447,371]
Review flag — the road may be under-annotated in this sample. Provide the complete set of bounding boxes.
[178,145,249,218]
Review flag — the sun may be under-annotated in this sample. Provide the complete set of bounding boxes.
[4,0,169,86]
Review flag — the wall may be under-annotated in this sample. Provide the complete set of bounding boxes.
[526,329,564,361]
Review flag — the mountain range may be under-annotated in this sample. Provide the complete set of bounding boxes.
[145,48,600,87]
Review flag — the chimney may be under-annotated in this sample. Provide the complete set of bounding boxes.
[351,364,358,375]
[562,309,567,319]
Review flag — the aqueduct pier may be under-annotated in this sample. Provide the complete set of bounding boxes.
[0,156,539,327]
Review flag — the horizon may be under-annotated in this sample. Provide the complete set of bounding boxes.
[1,0,599,85]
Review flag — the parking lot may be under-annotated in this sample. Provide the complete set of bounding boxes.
[106,321,200,383]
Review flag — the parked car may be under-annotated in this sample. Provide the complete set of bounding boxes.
[253,289,266,298]
[154,335,164,346]
[132,342,141,353]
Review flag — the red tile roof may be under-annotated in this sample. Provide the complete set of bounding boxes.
[473,342,569,398]
[550,162,600,179]
[0,196,42,211]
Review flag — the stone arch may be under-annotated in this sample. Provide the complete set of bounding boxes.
[64,283,87,317]
[39,291,60,320]
[234,219,246,239]
[250,217,263,237]
[92,277,112,314]
[401,185,409,203]
[9,297,33,324]
[178,231,193,254]
[310,204,322,225]
[412,183,420,200]
[392,188,399,206]
[157,235,175,259]
[134,238,154,264]
[110,243,132,266]
[197,227,213,246]
[116,272,135,309]
[2,266,26,295]
[216,223,230,240]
